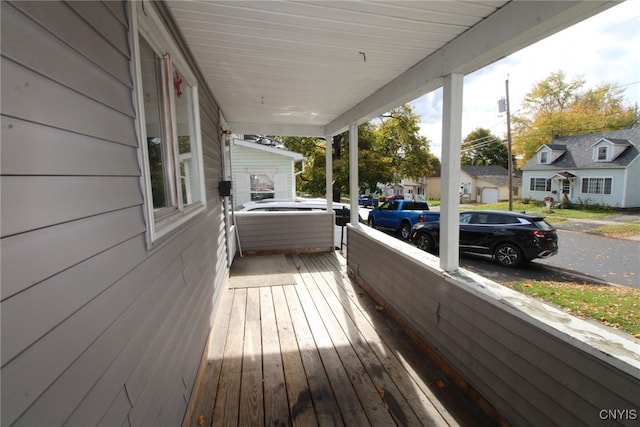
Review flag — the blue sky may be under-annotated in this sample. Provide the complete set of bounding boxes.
[411,0,640,159]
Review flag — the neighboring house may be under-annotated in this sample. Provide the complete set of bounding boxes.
[422,166,443,200]
[421,165,519,203]
[230,138,304,209]
[460,165,521,203]
[520,128,640,208]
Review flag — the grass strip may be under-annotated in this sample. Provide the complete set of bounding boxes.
[505,281,640,338]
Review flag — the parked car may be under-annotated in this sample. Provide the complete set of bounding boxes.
[410,210,558,267]
[240,198,357,249]
[368,199,439,240]
[358,194,377,207]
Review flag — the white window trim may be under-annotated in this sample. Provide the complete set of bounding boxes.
[529,177,551,192]
[594,145,609,162]
[581,176,613,195]
[130,2,207,248]
[539,150,549,164]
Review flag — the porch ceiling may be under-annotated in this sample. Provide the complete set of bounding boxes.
[166,1,617,137]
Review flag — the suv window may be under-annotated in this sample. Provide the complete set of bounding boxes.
[533,219,553,230]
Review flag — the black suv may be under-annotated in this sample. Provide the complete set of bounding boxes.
[410,210,558,267]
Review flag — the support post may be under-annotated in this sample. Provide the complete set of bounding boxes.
[326,134,333,213]
[505,78,513,211]
[440,73,464,272]
[349,124,359,226]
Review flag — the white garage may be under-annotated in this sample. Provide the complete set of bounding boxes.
[481,187,499,204]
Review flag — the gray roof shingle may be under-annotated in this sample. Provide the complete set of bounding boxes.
[461,165,509,176]
[521,128,640,171]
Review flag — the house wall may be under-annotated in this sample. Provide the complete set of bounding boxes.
[1,1,227,426]
[425,176,442,199]
[522,169,629,207]
[347,225,640,427]
[624,157,640,207]
[231,143,296,208]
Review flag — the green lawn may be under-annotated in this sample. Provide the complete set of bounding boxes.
[472,201,616,221]
[505,281,640,337]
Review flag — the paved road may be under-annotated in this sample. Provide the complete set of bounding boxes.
[360,206,640,287]
[459,230,639,288]
[537,230,639,288]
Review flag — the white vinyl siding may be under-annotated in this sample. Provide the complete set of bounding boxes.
[1,2,228,426]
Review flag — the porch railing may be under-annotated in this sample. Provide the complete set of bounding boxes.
[347,224,640,427]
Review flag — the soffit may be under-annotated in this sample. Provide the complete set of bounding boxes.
[166,1,617,136]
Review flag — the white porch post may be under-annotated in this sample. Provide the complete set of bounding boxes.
[349,124,359,225]
[326,134,333,212]
[440,73,464,271]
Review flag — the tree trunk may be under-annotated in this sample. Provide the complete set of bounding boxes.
[332,134,343,202]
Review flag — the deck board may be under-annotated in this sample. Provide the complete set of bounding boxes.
[186,252,497,427]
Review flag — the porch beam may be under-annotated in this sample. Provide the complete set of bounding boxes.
[227,122,324,137]
[349,124,359,226]
[440,73,464,272]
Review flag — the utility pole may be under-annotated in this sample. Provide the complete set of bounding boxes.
[498,78,513,211]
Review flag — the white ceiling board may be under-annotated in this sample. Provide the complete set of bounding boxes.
[166,0,618,136]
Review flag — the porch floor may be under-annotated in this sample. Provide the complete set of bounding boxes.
[186,252,496,427]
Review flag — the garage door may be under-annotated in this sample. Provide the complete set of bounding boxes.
[481,187,499,204]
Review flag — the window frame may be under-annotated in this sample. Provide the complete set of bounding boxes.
[529,177,551,192]
[596,146,608,161]
[131,2,207,247]
[539,150,549,164]
[581,177,612,195]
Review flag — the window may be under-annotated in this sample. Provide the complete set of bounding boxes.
[529,178,551,192]
[561,179,570,194]
[597,146,608,161]
[581,177,612,195]
[134,2,206,244]
[250,174,275,201]
[540,151,548,164]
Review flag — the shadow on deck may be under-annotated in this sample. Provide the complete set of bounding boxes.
[185,252,497,426]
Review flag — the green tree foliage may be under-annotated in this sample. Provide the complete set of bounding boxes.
[375,104,439,181]
[280,104,439,198]
[512,71,639,164]
[461,128,508,167]
[279,136,327,196]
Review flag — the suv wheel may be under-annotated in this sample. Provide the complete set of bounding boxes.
[416,233,435,253]
[369,217,376,228]
[494,243,522,267]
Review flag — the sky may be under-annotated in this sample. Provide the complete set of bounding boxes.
[410,0,640,159]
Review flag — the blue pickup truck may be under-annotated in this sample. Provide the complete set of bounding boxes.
[368,199,440,239]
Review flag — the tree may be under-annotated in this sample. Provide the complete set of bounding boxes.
[512,71,639,164]
[374,104,439,181]
[461,128,508,167]
[280,104,439,198]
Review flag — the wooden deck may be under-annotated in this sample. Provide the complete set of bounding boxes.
[185,252,497,427]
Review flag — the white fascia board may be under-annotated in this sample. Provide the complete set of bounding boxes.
[233,139,304,161]
[227,122,324,137]
[324,1,616,136]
